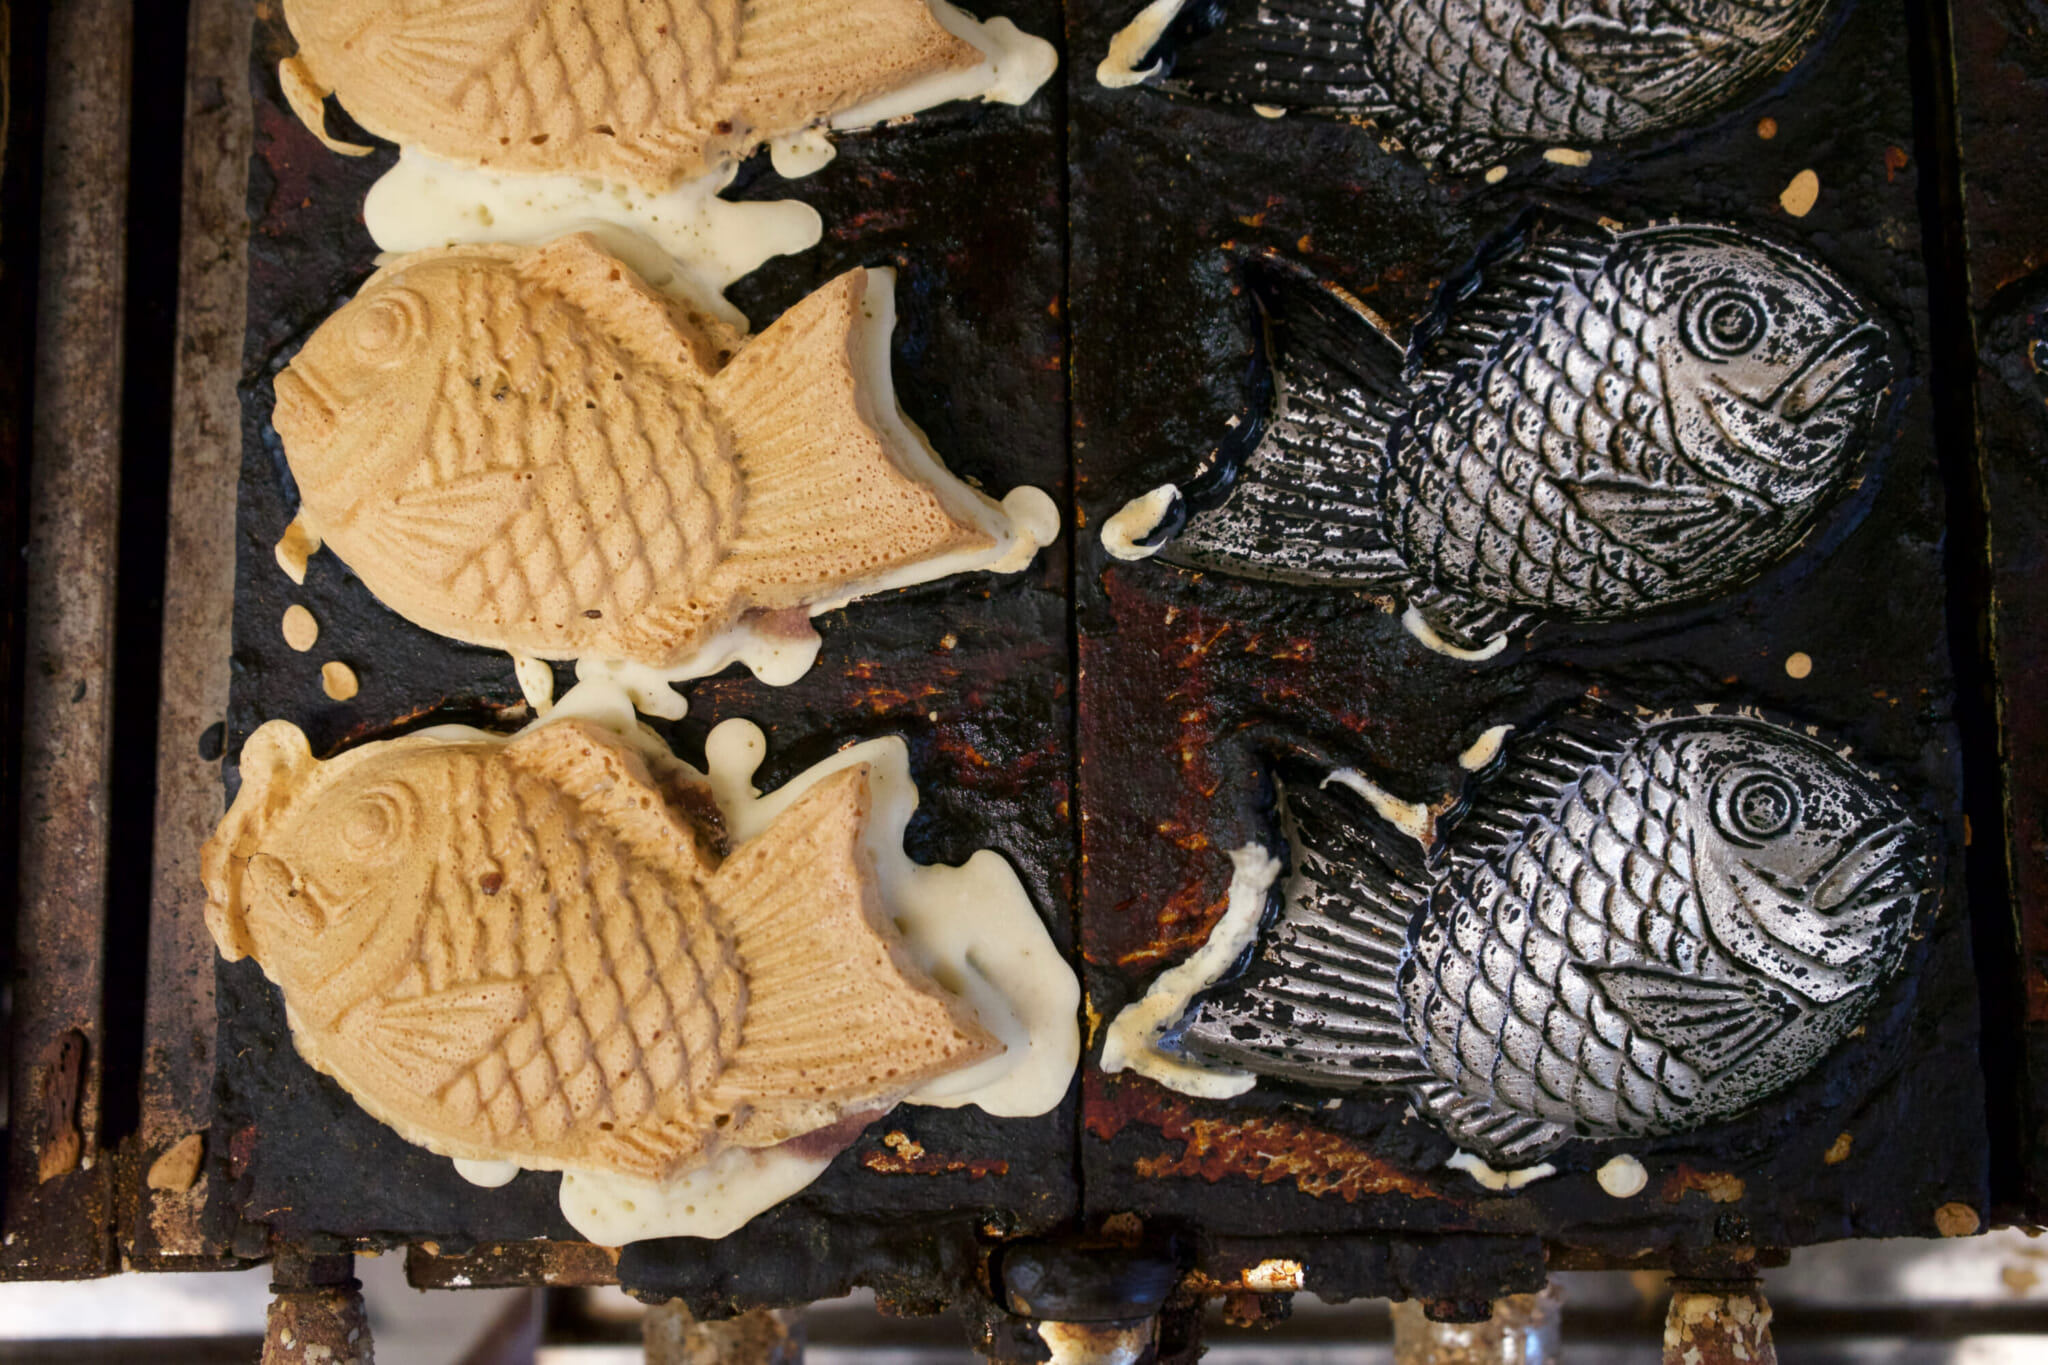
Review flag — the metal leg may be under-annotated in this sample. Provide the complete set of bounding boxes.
[643,1302,805,1365]
[1391,1286,1564,1365]
[995,1240,1182,1365]
[1663,1279,1777,1365]
[264,1251,373,1365]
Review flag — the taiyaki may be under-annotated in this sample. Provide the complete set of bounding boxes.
[279,0,984,188]
[275,233,999,671]
[1168,706,1931,1162]
[202,716,999,1181]
[1106,0,1831,171]
[1117,214,1892,654]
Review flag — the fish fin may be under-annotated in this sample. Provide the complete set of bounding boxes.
[351,981,533,1096]
[349,0,534,110]
[329,469,536,621]
[1172,775,1432,1089]
[1402,585,1533,656]
[1413,1079,1571,1164]
[278,56,374,157]
[519,234,739,379]
[1588,966,1791,1077]
[1425,131,1529,176]
[503,722,718,876]
[1538,17,1725,98]
[589,1116,714,1183]
[1442,704,1647,879]
[1142,0,1397,120]
[722,0,983,137]
[1135,2,1531,172]
[1410,212,1619,388]
[708,766,1001,1146]
[709,270,993,613]
[1567,476,1770,572]
[377,471,531,556]
[1170,253,1412,586]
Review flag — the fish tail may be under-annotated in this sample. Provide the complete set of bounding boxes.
[707,765,1000,1147]
[718,0,982,142]
[1132,3,1534,170]
[1138,0,1390,115]
[1413,1080,1570,1165]
[708,269,994,611]
[1167,251,1411,587]
[1171,774,1433,1088]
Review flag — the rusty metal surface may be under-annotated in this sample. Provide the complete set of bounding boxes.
[133,0,256,1269]
[1956,3,2048,315]
[4,0,133,1282]
[1070,0,1986,1279]
[213,0,1074,1309]
[0,4,41,1193]
[1389,1289,1562,1365]
[1953,0,2048,1222]
[0,0,2005,1302]
[643,1303,804,1365]
[262,1253,372,1365]
[1662,1283,1778,1365]
[404,1239,619,1291]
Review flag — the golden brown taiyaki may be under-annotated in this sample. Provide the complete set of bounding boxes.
[202,717,999,1181]
[274,233,992,669]
[279,0,983,188]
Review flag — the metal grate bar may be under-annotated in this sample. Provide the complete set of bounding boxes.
[4,0,135,1281]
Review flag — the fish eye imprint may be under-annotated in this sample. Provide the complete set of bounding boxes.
[1107,212,1895,659]
[1162,703,1931,1164]
[272,234,1057,704]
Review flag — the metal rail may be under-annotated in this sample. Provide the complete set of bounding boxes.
[4,0,132,1281]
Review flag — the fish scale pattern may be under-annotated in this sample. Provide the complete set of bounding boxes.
[285,0,979,189]
[1176,711,1928,1162]
[1387,252,1709,618]
[280,237,997,669]
[413,258,740,655]
[1368,0,1640,147]
[370,744,744,1175]
[485,1,737,183]
[1405,735,1716,1136]
[208,718,1002,1184]
[1165,220,1890,652]
[1154,0,1831,172]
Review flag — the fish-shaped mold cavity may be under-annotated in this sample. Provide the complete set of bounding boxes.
[1147,704,1932,1165]
[202,712,1002,1184]
[1100,0,1833,172]
[280,0,986,188]
[274,232,1056,709]
[1104,212,1894,658]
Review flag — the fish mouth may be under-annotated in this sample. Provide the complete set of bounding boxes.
[1805,818,1921,920]
[276,362,342,429]
[249,855,384,939]
[1771,323,1891,422]
[1717,817,1920,1001]
[1696,323,1888,481]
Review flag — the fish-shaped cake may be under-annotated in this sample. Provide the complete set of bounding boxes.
[1105,0,1832,171]
[1168,706,1930,1163]
[279,0,985,188]
[1116,214,1892,655]
[275,233,1005,672]
[202,716,999,1181]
